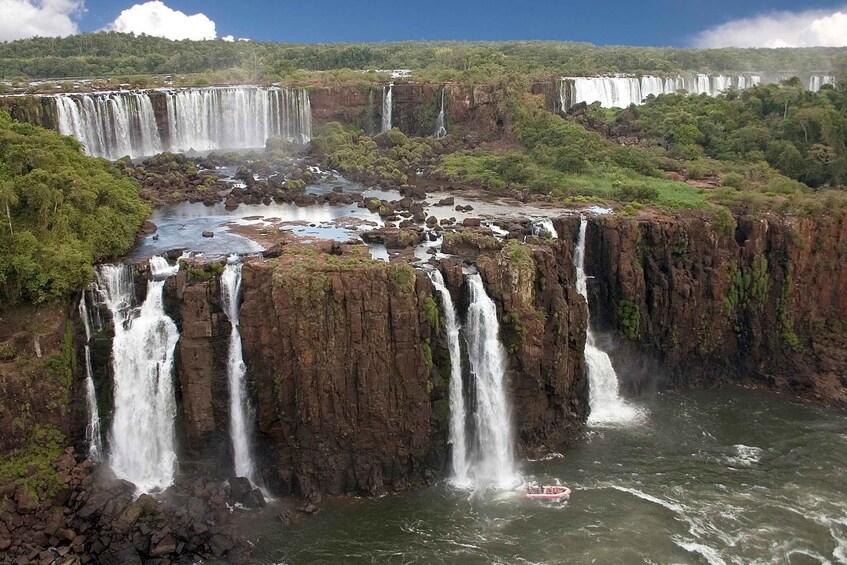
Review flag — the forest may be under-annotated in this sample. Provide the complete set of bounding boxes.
[0,32,845,81]
[0,111,148,305]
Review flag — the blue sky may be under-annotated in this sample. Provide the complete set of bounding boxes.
[2,1,847,47]
[70,0,847,46]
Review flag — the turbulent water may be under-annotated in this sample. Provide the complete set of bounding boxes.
[428,270,469,485]
[382,84,394,132]
[464,273,518,488]
[574,217,644,426]
[435,88,447,138]
[97,257,181,492]
[77,294,103,461]
[244,388,847,564]
[53,86,312,159]
[221,256,261,486]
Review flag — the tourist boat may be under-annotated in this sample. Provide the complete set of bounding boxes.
[525,485,571,501]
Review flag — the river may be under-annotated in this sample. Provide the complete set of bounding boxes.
[243,388,847,564]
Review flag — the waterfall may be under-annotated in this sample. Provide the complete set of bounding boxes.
[574,217,644,427]
[428,270,469,485]
[434,88,447,138]
[165,87,311,152]
[809,75,835,92]
[78,294,103,461]
[464,273,517,488]
[531,219,559,239]
[560,73,770,110]
[55,92,163,160]
[53,86,311,159]
[97,257,180,492]
[382,84,393,133]
[220,256,261,486]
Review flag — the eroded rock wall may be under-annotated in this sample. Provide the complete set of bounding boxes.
[586,211,847,406]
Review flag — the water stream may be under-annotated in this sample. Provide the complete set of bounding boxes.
[428,270,469,485]
[97,257,181,492]
[574,217,644,426]
[464,273,518,488]
[77,295,103,461]
[382,84,394,132]
[221,256,261,486]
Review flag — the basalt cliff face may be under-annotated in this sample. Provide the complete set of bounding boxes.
[582,211,847,406]
[140,241,589,497]
[439,237,589,453]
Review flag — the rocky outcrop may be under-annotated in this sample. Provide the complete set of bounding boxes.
[0,448,250,564]
[238,246,445,497]
[166,267,233,459]
[584,210,847,406]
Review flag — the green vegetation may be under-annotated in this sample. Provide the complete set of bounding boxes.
[610,83,847,191]
[424,295,441,330]
[0,111,148,305]
[617,298,641,340]
[725,257,771,315]
[0,425,64,502]
[440,92,709,209]
[1,33,844,82]
[310,123,438,185]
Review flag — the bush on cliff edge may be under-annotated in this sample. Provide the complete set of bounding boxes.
[0,111,149,305]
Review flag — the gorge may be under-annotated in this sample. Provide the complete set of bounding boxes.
[0,51,845,564]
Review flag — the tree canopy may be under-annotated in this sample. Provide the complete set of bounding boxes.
[0,111,149,305]
[0,32,845,80]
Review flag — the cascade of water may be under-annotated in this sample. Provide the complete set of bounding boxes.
[78,294,103,461]
[809,75,835,92]
[561,73,771,109]
[97,258,180,492]
[54,92,163,159]
[574,217,644,427]
[382,84,394,132]
[220,256,261,485]
[434,88,447,138]
[464,273,517,488]
[428,270,469,485]
[531,219,559,239]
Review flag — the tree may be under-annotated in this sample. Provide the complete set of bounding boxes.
[0,179,17,235]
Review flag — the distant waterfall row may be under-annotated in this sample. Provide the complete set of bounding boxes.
[560,74,836,109]
[54,86,312,160]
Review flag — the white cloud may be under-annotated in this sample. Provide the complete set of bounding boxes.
[695,7,847,48]
[110,1,216,41]
[221,34,234,42]
[0,0,83,41]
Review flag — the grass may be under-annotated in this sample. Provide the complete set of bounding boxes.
[440,151,710,210]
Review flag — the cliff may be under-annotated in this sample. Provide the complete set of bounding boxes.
[439,235,589,452]
[237,246,444,497]
[583,210,847,406]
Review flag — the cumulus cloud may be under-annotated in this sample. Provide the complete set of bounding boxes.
[221,34,234,42]
[695,7,847,48]
[110,1,216,41]
[0,0,83,41]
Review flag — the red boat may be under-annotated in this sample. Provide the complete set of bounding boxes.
[525,485,571,501]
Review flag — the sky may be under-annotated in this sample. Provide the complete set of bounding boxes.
[2,0,847,47]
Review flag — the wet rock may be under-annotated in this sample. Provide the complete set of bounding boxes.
[462,218,482,227]
[201,231,214,238]
[437,197,454,206]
